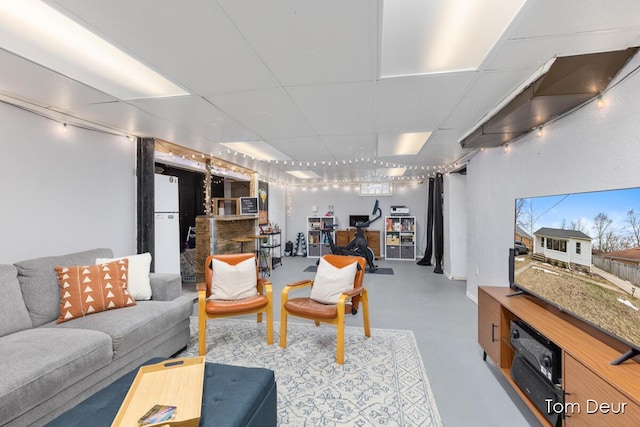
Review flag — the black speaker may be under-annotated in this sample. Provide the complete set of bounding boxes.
[511,355,563,427]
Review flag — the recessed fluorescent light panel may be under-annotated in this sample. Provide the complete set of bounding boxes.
[377,168,407,177]
[380,0,527,78]
[286,170,321,180]
[378,132,431,156]
[220,141,291,161]
[0,0,188,100]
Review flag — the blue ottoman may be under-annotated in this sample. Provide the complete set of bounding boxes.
[46,358,277,427]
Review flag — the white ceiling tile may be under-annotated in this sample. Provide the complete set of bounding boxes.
[419,142,465,165]
[62,101,205,144]
[507,0,640,39]
[267,136,325,162]
[486,30,640,72]
[320,135,377,159]
[443,68,540,131]
[375,73,476,133]
[48,0,278,95]
[286,82,374,135]
[206,88,317,139]
[216,0,376,86]
[129,96,259,143]
[0,49,116,107]
[413,132,466,165]
[424,129,467,146]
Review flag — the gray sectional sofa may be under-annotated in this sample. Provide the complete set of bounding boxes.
[0,248,194,427]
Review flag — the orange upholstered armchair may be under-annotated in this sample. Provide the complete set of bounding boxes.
[280,254,370,364]
[198,253,273,356]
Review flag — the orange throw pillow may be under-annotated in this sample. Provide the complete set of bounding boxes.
[55,259,136,323]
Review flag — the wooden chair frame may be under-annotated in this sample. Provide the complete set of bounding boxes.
[279,254,370,364]
[198,254,273,356]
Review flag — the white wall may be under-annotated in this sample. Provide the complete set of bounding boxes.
[465,55,640,302]
[0,102,137,263]
[284,184,428,257]
[266,182,287,240]
[443,173,467,280]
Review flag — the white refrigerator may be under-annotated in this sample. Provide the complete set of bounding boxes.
[154,174,181,274]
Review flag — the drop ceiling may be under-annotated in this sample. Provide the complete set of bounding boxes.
[1,0,640,186]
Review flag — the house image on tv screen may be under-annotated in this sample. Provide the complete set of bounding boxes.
[515,225,533,250]
[533,227,593,271]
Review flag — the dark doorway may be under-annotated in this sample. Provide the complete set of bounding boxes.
[156,163,223,248]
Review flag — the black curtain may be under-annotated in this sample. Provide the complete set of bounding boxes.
[136,138,155,258]
[433,173,444,274]
[417,178,435,266]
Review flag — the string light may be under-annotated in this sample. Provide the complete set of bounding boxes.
[6,98,461,190]
[154,141,462,187]
[596,94,604,108]
[537,126,543,137]
[2,92,544,188]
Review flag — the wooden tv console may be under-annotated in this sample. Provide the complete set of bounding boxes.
[478,286,640,426]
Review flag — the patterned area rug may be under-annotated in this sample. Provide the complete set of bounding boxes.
[179,318,442,427]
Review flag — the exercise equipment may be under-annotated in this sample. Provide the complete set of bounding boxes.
[294,232,307,257]
[321,200,381,272]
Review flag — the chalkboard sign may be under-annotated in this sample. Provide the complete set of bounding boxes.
[240,197,258,215]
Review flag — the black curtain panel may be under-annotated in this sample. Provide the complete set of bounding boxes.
[417,178,435,266]
[433,173,444,274]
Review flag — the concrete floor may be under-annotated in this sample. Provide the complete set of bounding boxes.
[185,255,542,426]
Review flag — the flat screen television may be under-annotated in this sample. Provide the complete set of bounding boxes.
[511,186,640,365]
[349,215,369,227]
